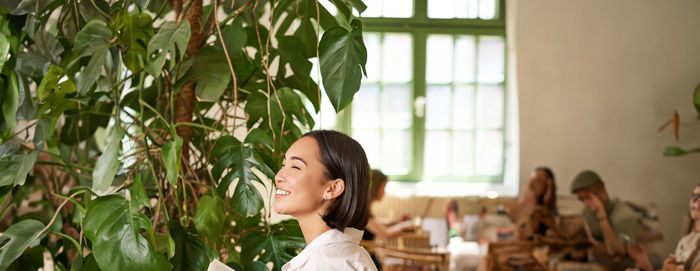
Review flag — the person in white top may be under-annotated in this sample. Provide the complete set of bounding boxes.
[274,130,377,271]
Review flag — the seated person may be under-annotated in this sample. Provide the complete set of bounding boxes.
[509,166,560,240]
[363,169,416,269]
[571,170,639,271]
[629,183,700,271]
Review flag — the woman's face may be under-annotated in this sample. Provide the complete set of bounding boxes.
[273,136,330,217]
[690,186,700,221]
[376,181,387,201]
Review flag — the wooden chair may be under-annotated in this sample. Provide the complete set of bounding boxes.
[486,241,548,271]
[373,232,451,271]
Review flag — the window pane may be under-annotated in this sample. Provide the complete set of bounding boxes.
[426,35,454,84]
[428,0,455,18]
[424,131,451,176]
[425,85,452,129]
[467,0,479,18]
[476,85,504,129]
[479,0,497,19]
[452,85,474,129]
[353,84,380,128]
[364,33,381,82]
[309,92,337,130]
[382,130,411,174]
[475,130,502,176]
[354,130,380,167]
[382,85,412,129]
[382,34,412,83]
[454,36,476,83]
[451,131,474,176]
[383,0,413,18]
[477,36,505,83]
[364,0,382,17]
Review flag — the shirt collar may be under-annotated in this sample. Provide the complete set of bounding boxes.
[285,227,364,268]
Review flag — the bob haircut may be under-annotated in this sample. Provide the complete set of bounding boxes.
[302,130,371,232]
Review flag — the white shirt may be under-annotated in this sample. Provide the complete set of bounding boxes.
[282,227,378,271]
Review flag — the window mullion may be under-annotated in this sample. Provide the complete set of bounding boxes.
[411,30,427,181]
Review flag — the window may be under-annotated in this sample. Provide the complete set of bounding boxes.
[314,0,512,191]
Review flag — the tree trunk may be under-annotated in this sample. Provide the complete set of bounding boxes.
[175,0,204,162]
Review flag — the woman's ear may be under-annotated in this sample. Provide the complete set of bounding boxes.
[325,178,345,200]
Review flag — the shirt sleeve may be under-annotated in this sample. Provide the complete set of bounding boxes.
[610,203,639,245]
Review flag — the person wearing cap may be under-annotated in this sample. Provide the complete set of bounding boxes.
[571,170,639,270]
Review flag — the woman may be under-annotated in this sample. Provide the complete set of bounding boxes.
[274,130,377,271]
[510,166,559,240]
[661,184,700,271]
[364,169,414,241]
[630,184,700,271]
[363,169,415,270]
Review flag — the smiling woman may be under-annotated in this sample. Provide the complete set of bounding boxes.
[274,130,376,271]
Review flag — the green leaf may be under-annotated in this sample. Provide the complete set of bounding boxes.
[246,261,270,271]
[244,128,273,150]
[0,219,45,271]
[131,173,150,209]
[1,67,19,130]
[0,33,9,70]
[83,195,169,271]
[0,150,39,187]
[211,136,267,216]
[240,229,305,271]
[37,65,76,102]
[663,146,700,157]
[146,20,191,76]
[75,47,108,95]
[168,221,219,271]
[78,253,101,271]
[134,0,150,10]
[16,31,63,78]
[193,196,225,242]
[345,0,367,13]
[74,20,112,56]
[163,135,183,186]
[319,19,367,112]
[694,83,700,116]
[218,18,246,59]
[277,36,319,112]
[92,125,125,195]
[245,88,315,133]
[78,0,110,23]
[191,46,231,101]
[116,11,154,71]
[59,102,111,145]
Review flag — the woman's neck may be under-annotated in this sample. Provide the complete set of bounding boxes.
[694,220,700,233]
[296,213,332,245]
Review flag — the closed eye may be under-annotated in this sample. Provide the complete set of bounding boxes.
[292,166,301,170]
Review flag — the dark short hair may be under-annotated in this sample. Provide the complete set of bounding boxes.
[370,169,389,202]
[303,130,371,231]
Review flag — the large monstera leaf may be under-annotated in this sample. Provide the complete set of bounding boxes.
[0,150,38,187]
[146,20,191,76]
[193,195,226,242]
[240,220,305,271]
[168,221,219,271]
[210,135,274,216]
[0,219,45,270]
[83,195,169,271]
[319,19,367,113]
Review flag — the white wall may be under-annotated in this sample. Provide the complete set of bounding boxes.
[513,0,700,254]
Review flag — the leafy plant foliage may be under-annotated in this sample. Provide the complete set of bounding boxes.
[0,0,367,269]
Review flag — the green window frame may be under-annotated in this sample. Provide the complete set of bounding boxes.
[334,0,507,183]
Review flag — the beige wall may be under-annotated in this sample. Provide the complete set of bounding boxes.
[513,0,700,254]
